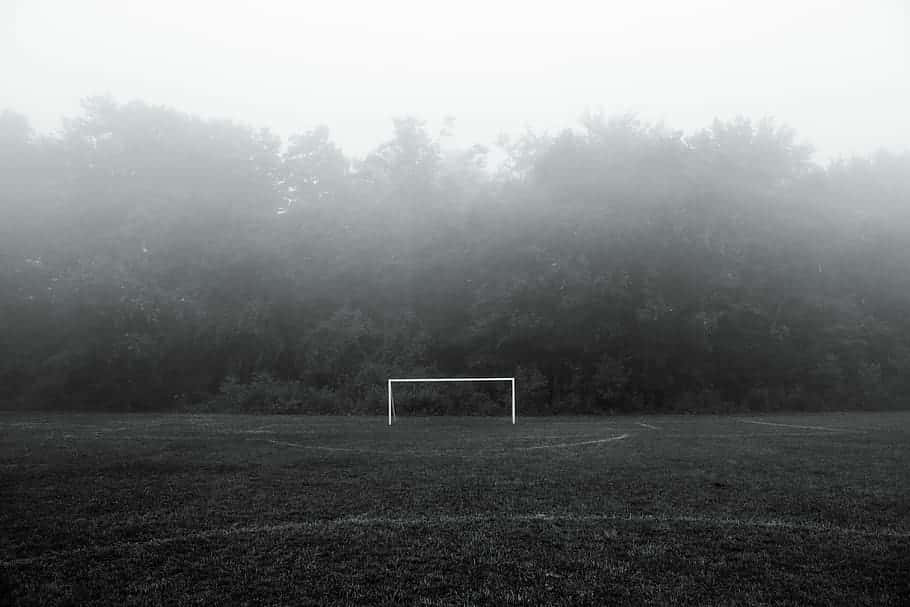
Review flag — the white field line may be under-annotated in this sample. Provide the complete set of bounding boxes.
[247,423,311,434]
[112,419,173,429]
[1,422,51,428]
[108,435,189,442]
[38,433,189,442]
[664,432,856,439]
[268,433,632,456]
[266,439,462,457]
[267,439,403,455]
[518,434,629,450]
[636,422,660,430]
[738,420,856,432]
[4,511,906,567]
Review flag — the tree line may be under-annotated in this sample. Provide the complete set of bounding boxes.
[1,98,909,414]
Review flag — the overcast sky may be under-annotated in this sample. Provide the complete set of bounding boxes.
[2,0,907,164]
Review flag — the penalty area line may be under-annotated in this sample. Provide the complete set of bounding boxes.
[737,420,855,432]
[267,439,405,455]
[519,433,629,450]
[267,434,632,456]
[265,439,472,457]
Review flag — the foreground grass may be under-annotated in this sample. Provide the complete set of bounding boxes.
[1,412,908,605]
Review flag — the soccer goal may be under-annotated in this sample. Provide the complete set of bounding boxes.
[387,377,516,425]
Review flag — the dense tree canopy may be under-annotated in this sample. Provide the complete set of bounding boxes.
[1,98,908,414]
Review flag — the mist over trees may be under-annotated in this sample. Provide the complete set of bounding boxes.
[1,98,909,414]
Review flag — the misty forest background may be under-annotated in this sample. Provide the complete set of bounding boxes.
[2,98,909,415]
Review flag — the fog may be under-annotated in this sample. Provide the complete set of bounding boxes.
[2,1,910,415]
[3,0,908,163]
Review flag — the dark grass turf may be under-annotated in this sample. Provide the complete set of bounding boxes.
[1,412,908,605]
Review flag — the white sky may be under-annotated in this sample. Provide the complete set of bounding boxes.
[2,0,908,163]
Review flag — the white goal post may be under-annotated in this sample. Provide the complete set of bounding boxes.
[387,377,516,425]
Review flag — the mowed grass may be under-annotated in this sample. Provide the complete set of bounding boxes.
[1,412,908,606]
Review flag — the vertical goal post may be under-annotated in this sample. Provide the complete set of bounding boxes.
[387,377,516,425]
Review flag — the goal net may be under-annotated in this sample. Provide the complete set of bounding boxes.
[387,377,516,425]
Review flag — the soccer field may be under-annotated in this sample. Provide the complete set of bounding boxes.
[1,412,908,606]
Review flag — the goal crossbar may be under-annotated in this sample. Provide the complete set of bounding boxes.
[387,377,516,425]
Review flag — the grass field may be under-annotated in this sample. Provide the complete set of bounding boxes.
[1,411,909,606]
